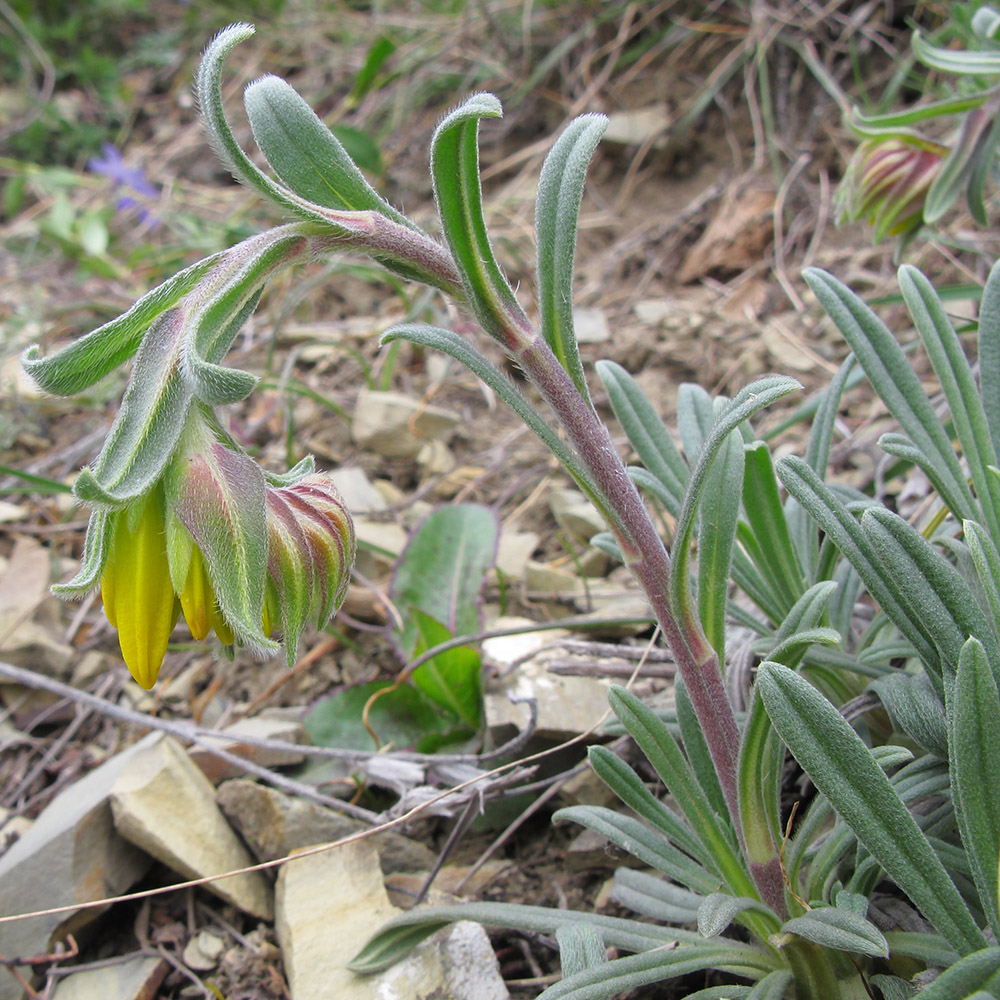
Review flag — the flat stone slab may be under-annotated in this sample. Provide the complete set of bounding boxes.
[0,736,155,1000]
[109,734,273,920]
[276,838,507,1000]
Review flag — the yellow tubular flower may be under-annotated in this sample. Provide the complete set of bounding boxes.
[102,490,179,689]
[179,545,213,641]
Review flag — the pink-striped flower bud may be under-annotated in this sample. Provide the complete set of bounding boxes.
[838,136,949,242]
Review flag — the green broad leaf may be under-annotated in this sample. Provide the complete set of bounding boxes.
[697,893,774,938]
[670,377,800,632]
[698,427,744,662]
[587,744,715,872]
[982,261,1000,456]
[737,687,782,874]
[607,686,757,901]
[742,440,806,617]
[556,925,607,978]
[912,29,1000,75]
[553,805,718,894]
[350,35,396,103]
[430,93,529,346]
[926,106,997,225]
[611,868,703,924]
[902,946,1000,1000]
[381,324,603,515]
[756,662,987,955]
[51,509,109,597]
[75,309,194,506]
[390,503,498,659]
[409,609,482,732]
[596,360,689,509]
[777,456,942,677]
[780,907,888,957]
[331,125,382,174]
[244,75,409,224]
[950,638,1000,935]
[21,253,219,397]
[872,671,948,758]
[535,942,774,1000]
[303,678,468,753]
[535,113,607,399]
[802,269,976,522]
[861,506,1000,681]
[349,901,683,974]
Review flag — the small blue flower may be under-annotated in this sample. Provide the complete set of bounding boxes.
[88,143,160,225]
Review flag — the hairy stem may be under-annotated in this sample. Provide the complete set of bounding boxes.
[512,332,745,841]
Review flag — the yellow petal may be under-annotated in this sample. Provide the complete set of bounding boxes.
[211,606,235,646]
[110,491,178,689]
[179,546,213,641]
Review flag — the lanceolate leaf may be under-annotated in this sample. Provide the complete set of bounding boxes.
[670,377,800,631]
[902,946,1000,1000]
[950,638,1000,936]
[381,324,608,524]
[349,902,685,973]
[244,74,416,228]
[607,686,756,900]
[51,509,110,596]
[75,309,194,506]
[587,744,714,870]
[554,805,718,894]
[430,93,529,346]
[535,943,776,1000]
[872,670,948,758]
[802,268,975,522]
[742,440,805,616]
[979,260,1000,457]
[861,506,1000,682]
[756,662,986,955]
[780,907,888,957]
[535,114,607,399]
[698,427,744,662]
[21,254,220,396]
[595,359,689,506]
[777,456,941,675]
[899,265,1000,537]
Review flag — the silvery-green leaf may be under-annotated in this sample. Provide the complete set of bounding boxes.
[535,114,607,398]
[780,907,888,957]
[245,74,416,229]
[76,309,194,506]
[21,254,219,397]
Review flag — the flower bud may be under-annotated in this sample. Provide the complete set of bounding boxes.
[838,135,948,242]
[264,475,355,664]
